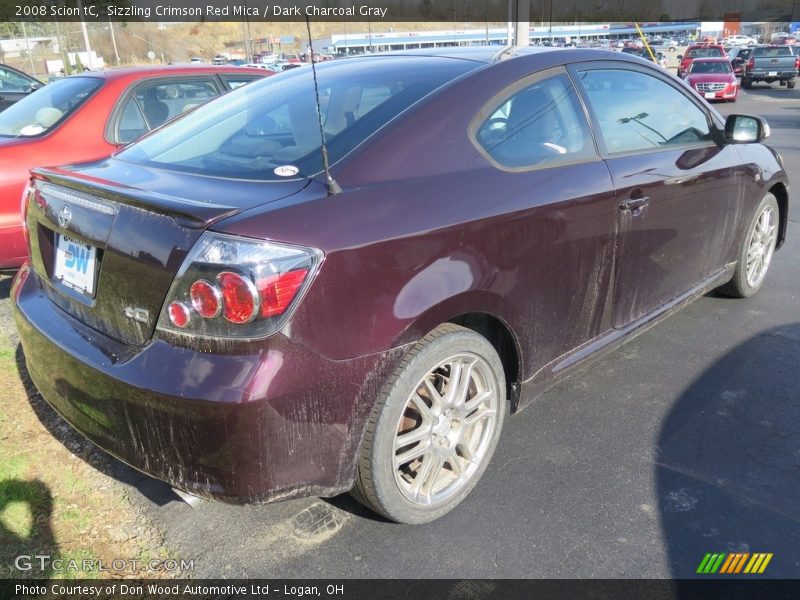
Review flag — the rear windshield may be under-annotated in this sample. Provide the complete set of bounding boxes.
[752,46,793,57]
[686,47,724,58]
[690,61,732,73]
[118,56,478,181]
[0,76,102,137]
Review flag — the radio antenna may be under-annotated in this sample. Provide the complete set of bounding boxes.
[305,16,341,196]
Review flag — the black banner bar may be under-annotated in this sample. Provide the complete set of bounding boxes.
[4,580,800,600]
[1,0,799,23]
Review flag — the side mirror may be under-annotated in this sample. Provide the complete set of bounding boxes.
[677,54,683,60]
[724,114,770,143]
[24,82,41,94]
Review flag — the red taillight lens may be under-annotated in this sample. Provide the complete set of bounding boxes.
[190,279,221,318]
[159,232,321,339]
[747,58,755,70]
[258,269,310,318]
[168,302,191,328]
[20,181,33,245]
[795,56,799,69]
[217,271,258,324]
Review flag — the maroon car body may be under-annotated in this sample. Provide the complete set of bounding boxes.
[12,48,790,511]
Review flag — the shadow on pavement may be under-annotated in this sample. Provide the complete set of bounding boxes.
[14,345,181,509]
[657,323,800,578]
[0,479,57,578]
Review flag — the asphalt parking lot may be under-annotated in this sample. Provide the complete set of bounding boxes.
[5,79,800,579]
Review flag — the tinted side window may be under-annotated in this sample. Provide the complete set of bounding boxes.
[576,69,712,154]
[474,73,596,169]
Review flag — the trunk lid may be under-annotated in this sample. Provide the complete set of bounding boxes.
[26,158,310,347]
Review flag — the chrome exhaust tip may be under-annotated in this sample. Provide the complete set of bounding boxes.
[171,487,204,508]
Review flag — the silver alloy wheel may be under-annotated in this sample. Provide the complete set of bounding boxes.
[392,353,500,506]
[746,204,778,288]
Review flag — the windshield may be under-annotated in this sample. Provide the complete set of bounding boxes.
[0,76,102,137]
[686,47,724,58]
[690,61,732,73]
[118,56,478,181]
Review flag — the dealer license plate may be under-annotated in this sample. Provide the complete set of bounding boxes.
[54,234,97,296]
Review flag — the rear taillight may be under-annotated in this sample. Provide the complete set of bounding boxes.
[217,271,258,324]
[747,57,755,71]
[795,55,800,70]
[158,232,322,339]
[20,181,34,245]
[11,262,31,302]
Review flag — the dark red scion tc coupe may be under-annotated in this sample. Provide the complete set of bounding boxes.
[13,48,789,524]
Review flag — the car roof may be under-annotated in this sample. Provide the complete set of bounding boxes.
[65,64,268,81]
[350,45,623,64]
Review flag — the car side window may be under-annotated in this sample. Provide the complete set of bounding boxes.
[221,74,263,90]
[117,98,148,144]
[474,73,596,169]
[113,77,222,143]
[576,69,712,154]
[0,66,33,91]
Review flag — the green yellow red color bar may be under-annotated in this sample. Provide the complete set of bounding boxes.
[696,553,773,574]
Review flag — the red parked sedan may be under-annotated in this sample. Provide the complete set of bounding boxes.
[685,57,739,102]
[0,65,271,269]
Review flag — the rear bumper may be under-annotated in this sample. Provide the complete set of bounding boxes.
[13,267,403,503]
[747,71,796,80]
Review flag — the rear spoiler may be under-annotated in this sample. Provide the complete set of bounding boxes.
[31,166,240,228]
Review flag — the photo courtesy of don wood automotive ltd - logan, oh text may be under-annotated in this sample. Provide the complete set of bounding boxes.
[0,0,798,599]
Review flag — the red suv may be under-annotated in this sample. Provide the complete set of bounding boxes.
[678,44,726,78]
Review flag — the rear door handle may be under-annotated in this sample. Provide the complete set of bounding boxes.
[620,197,650,212]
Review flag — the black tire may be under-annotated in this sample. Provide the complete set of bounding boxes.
[717,193,779,298]
[788,79,796,89]
[351,324,507,524]
[742,77,752,89]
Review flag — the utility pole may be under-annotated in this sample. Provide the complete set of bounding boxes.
[109,18,120,65]
[506,0,514,45]
[514,0,529,47]
[20,21,36,76]
[77,0,93,69]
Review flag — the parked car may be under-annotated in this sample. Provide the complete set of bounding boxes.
[0,65,271,269]
[741,45,798,88]
[0,64,44,112]
[677,44,727,78]
[728,46,753,75]
[723,35,757,46]
[13,48,788,524]
[685,57,739,102]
